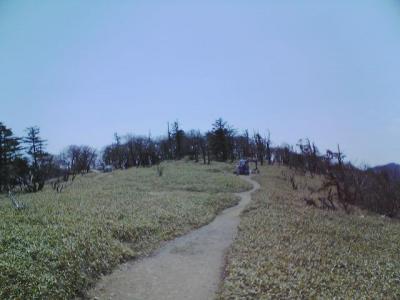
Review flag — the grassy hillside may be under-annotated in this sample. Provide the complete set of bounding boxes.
[219,165,400,299]
[0,161,250,299]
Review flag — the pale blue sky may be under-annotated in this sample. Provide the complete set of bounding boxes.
[1,0,399,165]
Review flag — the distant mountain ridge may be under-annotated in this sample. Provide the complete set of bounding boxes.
[371,163,400,181]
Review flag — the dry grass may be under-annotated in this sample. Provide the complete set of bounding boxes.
[0,161,250,299]
[219,165,400,299]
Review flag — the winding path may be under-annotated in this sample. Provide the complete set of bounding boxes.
[89,175,260,300]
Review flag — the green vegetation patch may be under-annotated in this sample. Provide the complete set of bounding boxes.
[219,165,400,299]
[0,161,250,299]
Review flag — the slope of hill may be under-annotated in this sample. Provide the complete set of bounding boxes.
[219,165,400,299]
[0,161,250,299]
[372,163,400,181]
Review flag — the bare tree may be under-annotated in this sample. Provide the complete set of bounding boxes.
[266,131,272,165]
[254,132,266,165]
[187,130,203,162]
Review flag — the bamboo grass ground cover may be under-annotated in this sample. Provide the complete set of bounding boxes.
[219,165,400,299]
[0,161,250,299]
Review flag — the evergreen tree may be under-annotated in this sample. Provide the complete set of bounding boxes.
[209,118,235,161]
[171,121,185,159]
[23,126,51,192]
[0,122,21,191]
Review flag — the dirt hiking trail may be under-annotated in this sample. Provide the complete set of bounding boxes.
[89,175,260,300]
